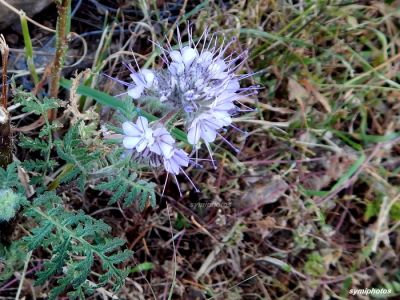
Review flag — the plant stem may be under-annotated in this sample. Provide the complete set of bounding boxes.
[0,107,12,169]
[0,36,15,245]
[48,0,71,120]
[20,13,39,85]
[0,35,11,169]
[0,34,8,108]
[15,251,32,300]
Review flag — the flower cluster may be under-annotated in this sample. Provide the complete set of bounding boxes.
[121,116,197,195]
[110,27,257,193]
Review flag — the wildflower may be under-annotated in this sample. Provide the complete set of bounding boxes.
[121,117,183,171]
[121,117,198,195]
[208,92,237,122]
[163,148,189,175]
[127,69,155,99]
[154,27,257,153]
[187,112,225,145]
[122,116,154,152]
[168,46,198,75]
[197,50,213,66]
[163,147,199,195]
[149,127,175,159]
[207,59,228,80]
[109,26,258,195]
[122,116,178,162]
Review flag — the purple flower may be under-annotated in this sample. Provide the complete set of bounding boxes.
[149,127,175,159]
[168,46,198,75]
[163,147,199,194]
[208,92,237,119]
[122,116,154,152]
[163,148,189,175]
[128,69,155,99]
[121,118,194,182]
[197,50,213,66]
[187,112,225,145]
[208,59,228,80]
[154,27,256,151]
[108,26,259,196]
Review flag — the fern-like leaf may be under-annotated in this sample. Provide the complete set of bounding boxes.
[97,169,157,210]
[0,163,18,189]
[23,192,132,299]
[55,125,101,191]
[14,89,62,115]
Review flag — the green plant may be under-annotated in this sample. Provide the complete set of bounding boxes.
[0,189,20,222]
[24,192,132,299]
[0,163,24,222]
[304,251,325,277]
[0,88,156,298]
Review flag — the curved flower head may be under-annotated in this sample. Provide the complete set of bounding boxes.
[154,27,256,147]
[122,116,154,152]
[128,69,155,99]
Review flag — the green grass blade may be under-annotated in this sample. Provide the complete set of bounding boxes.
[300,152,366,198]
[130,262,154,273]
[20,13,39,85]
[330,153,366,192]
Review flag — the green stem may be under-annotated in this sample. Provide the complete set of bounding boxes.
[15,251,33,300]
[81,23,115,111]
[20,13,39,85]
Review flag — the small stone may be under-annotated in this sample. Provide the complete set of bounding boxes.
[0,0,53,30]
